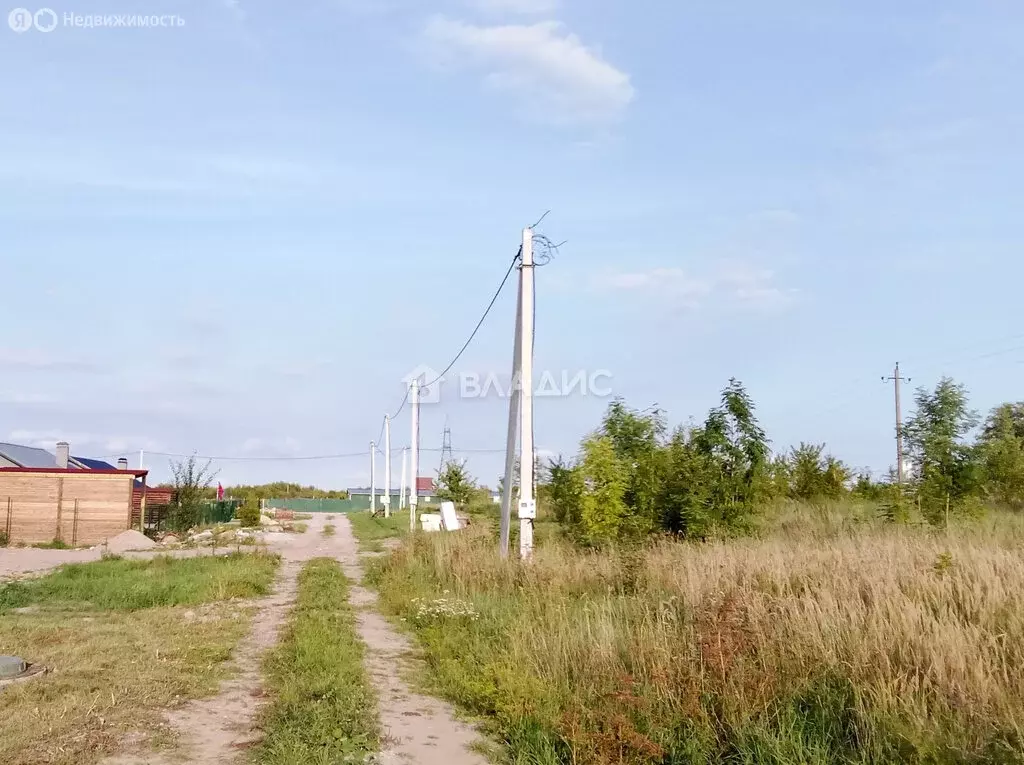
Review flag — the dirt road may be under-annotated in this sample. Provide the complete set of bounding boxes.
[0,546,236,579]
[98,514,487,765]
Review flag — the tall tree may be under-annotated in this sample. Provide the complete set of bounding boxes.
[601,399,666,533]
[694,378,770,521]
[978,402,1024,508]
[902,377,980,516]
[577,434,628,545]
[657,427,714,537]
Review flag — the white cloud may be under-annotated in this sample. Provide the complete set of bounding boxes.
[7,429,161,453]
[592,263,795,312]
[593,268,712,308]
[717,263,794,309]
[467,0,559,14]
[423,18,634,125]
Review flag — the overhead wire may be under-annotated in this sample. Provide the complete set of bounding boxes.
[420,250,522,389]
[101,449,369,462]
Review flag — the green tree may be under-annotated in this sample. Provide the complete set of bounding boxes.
[902,377,980,519]
[694,378,770,523]
[978,402,1024,508]
[600,399,666,535]
[657,427,714,537]
[436,460,476,507]
[577,434,628,545]
[168,454,218,530]
[788,442,850,500]
[543,455,584,528]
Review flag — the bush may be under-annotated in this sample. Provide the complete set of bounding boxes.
[237,500,261,528]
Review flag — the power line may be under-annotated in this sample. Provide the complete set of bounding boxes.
[389,387,410,420]
[421,251,521,389]
[100,450,369,462]
[376,249,521,422]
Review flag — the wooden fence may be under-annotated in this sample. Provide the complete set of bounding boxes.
[0,470,135,546]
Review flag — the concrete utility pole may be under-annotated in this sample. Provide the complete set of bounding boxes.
[409,380,420,532]
[518,226,536,559]
[383,415,392,518]
[882,362,911,485]
[139,449,144,470]
[369,441,377,513]
[499,269,524,558]
[399,446,408,510]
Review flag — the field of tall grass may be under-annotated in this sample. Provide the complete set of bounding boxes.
[366,503,1024,764]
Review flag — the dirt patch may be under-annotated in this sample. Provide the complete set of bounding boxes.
[94,515,487,765]
[100,518,345,765]
[105,530,159,554]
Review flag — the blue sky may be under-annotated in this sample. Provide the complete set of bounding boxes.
[1,0,1022,489]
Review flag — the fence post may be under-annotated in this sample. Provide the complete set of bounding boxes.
[55,476,65,543]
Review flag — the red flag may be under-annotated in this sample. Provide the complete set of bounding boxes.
[217,482,224,500]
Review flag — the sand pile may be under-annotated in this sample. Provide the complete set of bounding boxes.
[105,529,159,553]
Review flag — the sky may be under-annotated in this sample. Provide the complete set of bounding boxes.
[1,0,1022,489]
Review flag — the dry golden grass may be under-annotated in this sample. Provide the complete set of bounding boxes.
[0,553,277,765]
[0,603,251,765]
[368,505,1024,763]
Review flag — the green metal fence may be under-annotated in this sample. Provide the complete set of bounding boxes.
[202,500,241,525]
[146,499,241,532]
[265,498,365,514]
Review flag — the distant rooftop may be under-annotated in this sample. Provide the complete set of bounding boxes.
[72,456,116,470]
[0,442,56,468]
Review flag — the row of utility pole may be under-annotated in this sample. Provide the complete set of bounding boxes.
[367,225,538,559]
[369,231,911,553]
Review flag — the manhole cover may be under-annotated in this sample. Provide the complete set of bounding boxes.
[0,656,27,679]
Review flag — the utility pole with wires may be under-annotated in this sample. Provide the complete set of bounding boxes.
[369,441,377,514]
[399,446,408,510]
[499,264,524,558]
[882,362,911,485]
[409,380,420,532]
[383,415,392,518]
[518,225,536,559]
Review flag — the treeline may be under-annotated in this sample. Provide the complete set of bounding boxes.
[541,377,1024,544]
[157,476,348,502]
[217,482,349,501]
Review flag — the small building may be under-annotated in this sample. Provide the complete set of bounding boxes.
[0,441,149,545]
[349,477,437,505]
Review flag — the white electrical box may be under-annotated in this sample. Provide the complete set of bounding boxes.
[518,499,536,519]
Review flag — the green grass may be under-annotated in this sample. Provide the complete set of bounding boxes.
[0,552,278,764]
[255,558,378,764]
[31,538,72,550]
[348,509,409,552]
[0,552,279,612]
[322,524,336,537]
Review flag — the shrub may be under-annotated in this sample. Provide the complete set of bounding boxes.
[237,500,261,528]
